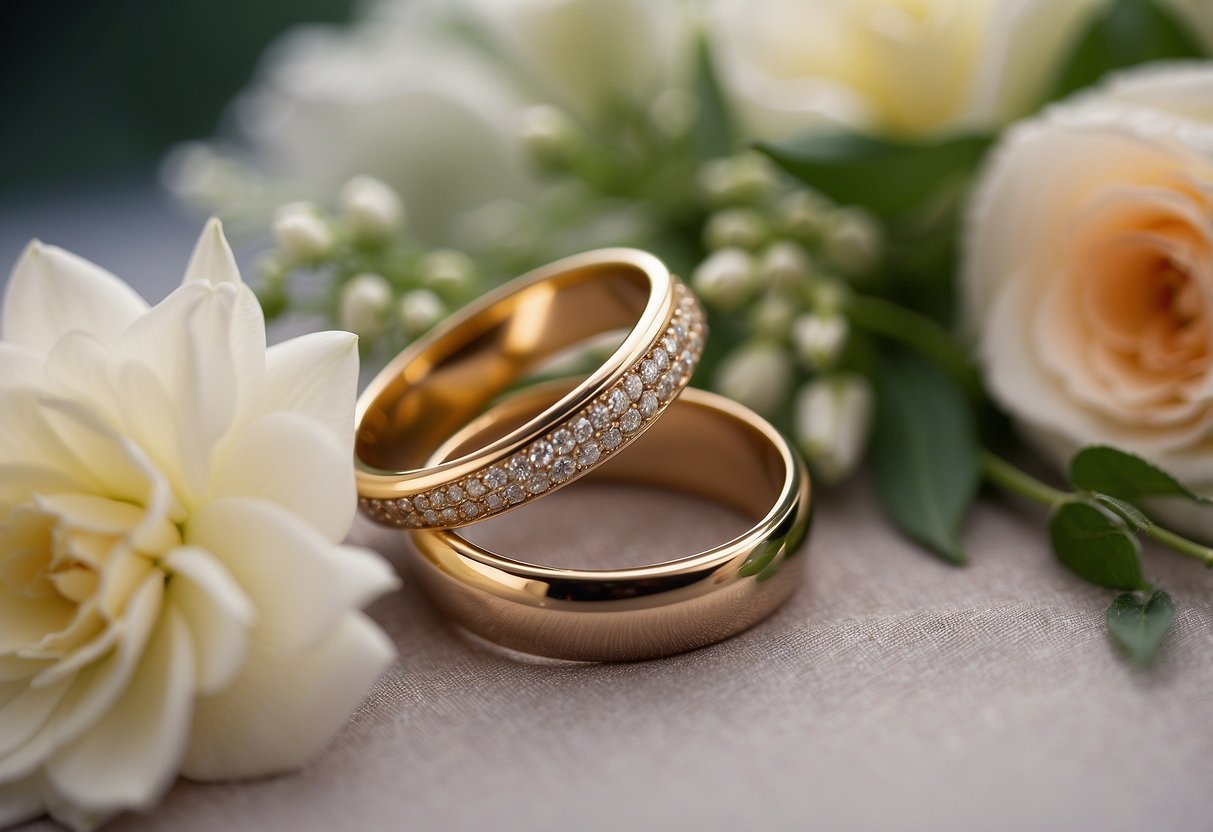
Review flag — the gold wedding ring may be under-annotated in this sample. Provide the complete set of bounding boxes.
[408,383,811,661]
[356,249,705,530]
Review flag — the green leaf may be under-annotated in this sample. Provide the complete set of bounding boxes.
[870,351,981,564]
[1091,493,1151,532]
[1070,445,1212,506]
[691,33,735,159]
[1049,500,1147,590]
[1106,589,1176,666]
[1050,0,1206,100]
[755,131,991,219]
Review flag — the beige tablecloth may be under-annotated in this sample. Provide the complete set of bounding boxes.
[18,475,1213,832]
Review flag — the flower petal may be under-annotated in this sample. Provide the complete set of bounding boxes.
[182,218,243,286]
[0,343,44,390]
[0,676,73,758]
[0,572,163,782]
[259,331,359,453]
[2,241,149,355]
[185,498,398,654]
[182,610,393,780]
[212,410,356,543]
[164,547,255,695]
[46,605,193,816]
[0,775,44,828]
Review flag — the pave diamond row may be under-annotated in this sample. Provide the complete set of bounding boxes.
[362,285,706,529]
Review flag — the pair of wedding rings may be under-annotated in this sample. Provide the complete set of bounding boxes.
[355,249,812,661]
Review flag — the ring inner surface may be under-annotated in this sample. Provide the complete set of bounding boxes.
[436,383,787,566]
[356,263,650,473]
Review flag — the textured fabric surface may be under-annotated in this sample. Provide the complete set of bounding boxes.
[18,476,1213,832]
[5,181,1212,831]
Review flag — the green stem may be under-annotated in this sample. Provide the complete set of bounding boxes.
[1143,524,1213,569]
[980,451,1068,507]
[981,451,1213,568]
[846,294,983,397]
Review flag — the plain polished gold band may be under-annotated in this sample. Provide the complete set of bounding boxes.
[407,382,812,662]
[355,248,705,530]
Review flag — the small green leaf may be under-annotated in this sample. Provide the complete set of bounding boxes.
[1049,501,1146,590]
[870,352,981,564]
[1050,0,1206,100]
[1070,445,1212,506]
[1106,589,1176,666]
[755,131,990,218]
[1091,493,1151,532]
[691,33,735,159]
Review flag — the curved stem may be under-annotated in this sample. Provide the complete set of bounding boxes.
[845,293,983,397]
[1143,524,1213,568]
[980,451,1068,508]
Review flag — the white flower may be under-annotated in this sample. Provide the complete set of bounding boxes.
[692,248,756,309]
[823,208,883,274]
[758,240,813,290]
[792,313,849,370]
[703,208,768,251]
[0,220,398,830]
[399,289,445,337]
[340,176,405,239]
[709,0,1105,139]
[272,202,334,261]
[795,374,874,482]
[518,105,577,168]
[230,2,534,244]
[454,0,695,128]
[714,342,793,415]
[962,64,1213,523]
[339,273,394,339]
[418,250,476,293]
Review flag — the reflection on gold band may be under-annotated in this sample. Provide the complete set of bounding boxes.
[408,384,812,662]
[355,248,706,530]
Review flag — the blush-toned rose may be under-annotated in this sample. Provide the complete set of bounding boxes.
[963,65,1213,526]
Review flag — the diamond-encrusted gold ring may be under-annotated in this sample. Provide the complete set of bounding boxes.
[355,248,705,530]
[408,382,811,661]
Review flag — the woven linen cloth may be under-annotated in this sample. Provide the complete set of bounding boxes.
[4,184,1211,831]
[16,475,1213,832]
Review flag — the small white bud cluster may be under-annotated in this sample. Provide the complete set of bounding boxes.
[272,202,334,261]
[340,176,405,239]
[794,374,874,483]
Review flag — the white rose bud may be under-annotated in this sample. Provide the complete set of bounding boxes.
[418,249,476,293]
[339,273,393,339]
[758,240,813,290]
[272,201,334,261]
[750,293,797,337]
[714,342,793,415]
[697,153,778,206]
[340,175,405,238]
[776,189,831,241]
[399,288,445,337]
[704,208,767,250]
[824,208,882,274]
[520,105,576,168]
[692,248,756,309]
[792,312,849,370]
[795,374,874,483]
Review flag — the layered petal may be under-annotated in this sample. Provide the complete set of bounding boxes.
[212,410,357,543]
[2,242,148,355]
[182,610,394,780]
[45,607,193,817]
[163,547,255,696]
[258,331,359,453]
[182,218,243,287]
[186,498,398,655]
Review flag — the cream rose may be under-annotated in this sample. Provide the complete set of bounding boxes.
[0,221,399,829]
[963,64,1213,522]
[709,0,1105,139]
